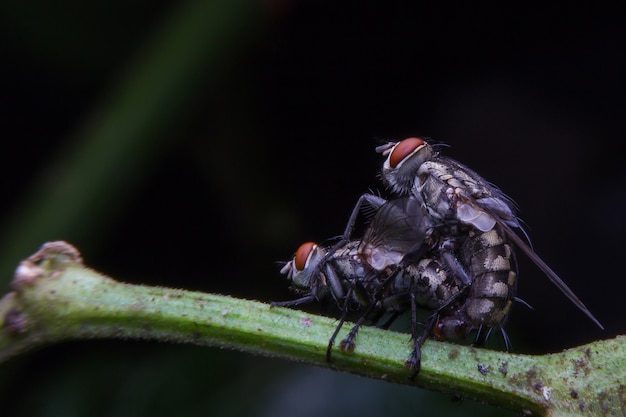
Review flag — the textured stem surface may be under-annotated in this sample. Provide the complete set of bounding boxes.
[1,242,623,417]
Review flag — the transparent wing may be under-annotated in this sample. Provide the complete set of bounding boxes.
[440,155,522,229]
[360,196,428,270]
[441,155,603,329]
[496,221,604,330]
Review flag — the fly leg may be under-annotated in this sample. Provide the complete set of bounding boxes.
[405,304,439,375]
[339,311,371,353]
[336,267,400,355]
[338,293,396,352]
[338,286,391,353]
[405,287,470,376]
[270,294,316,308]
[437,235,473,286]
[338,193,388,241]
[325,193,388,259]
[311,194,389,289]
[326,286,355,362]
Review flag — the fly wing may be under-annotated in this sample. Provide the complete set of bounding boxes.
[488,215,604,330]
[439,155,522,230]
[440,155,603,329]
[360,196,428,270]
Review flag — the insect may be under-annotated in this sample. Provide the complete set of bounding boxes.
[273,195,467,371]
[395,219,519,370]
[273,194,426,309]
[431,225,518,349]
[376,137,603,330]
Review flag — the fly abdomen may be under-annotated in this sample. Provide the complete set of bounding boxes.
[411,258,461,310]
[434,227,517,342]
[463,227,517,324]
[463,271,516,327]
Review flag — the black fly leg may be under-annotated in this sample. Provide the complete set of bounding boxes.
[405,289,422,372]
[438,236,473,286]
[270,294,316,308]
[405,286,471,375]
[339,295,394,352]
[338,289,389,353]
[323,194,388,262]
[339,193,388,241]
[339,313,370,353]
[327,317,347,362]
[326,286,354,362]
[336,267,401,357]
[308,193,389,297]
[404,293,439,375]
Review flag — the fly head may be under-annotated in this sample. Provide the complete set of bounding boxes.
[376,137,434,196]
[280,242,328,297]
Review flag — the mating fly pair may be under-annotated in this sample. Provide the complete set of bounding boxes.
[274,194,466,371]
[274,137,603,373]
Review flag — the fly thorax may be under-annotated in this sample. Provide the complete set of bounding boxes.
[418,162,456,222]
[330,254,356,279]
[351,260,366,277]
[420,159,511,232]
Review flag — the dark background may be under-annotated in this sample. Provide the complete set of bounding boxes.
[1,1,623,416]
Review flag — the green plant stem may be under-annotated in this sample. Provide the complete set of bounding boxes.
[0,242,623,417]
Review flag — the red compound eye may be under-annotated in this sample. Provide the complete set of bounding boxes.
[389,137,425,168]
[294,242,316,271]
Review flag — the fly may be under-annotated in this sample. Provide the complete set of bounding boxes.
[273,194,426,309]
[431,225,518,349]
[393,218,519,370]
[275,195,519,373]
[376,137,603,329]
[273,195,466,372]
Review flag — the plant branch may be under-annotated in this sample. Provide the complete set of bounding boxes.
[0,242,623,417]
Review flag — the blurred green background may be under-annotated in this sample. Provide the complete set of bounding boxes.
[0,1,623,416]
